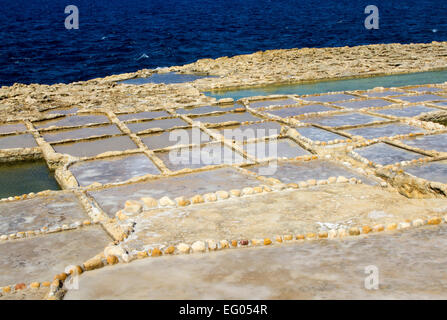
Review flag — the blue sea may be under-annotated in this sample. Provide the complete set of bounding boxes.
[1,0,446,86]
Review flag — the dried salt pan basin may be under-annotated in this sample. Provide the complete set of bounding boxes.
[89,167,260,216]
[0,134,37,149]
[44,107,78,115]
[155,143,246,171]
[192,112,260,124]
[243,139,310,160]
[117,111,170,122]
[53,136,138,158]
[140,128,212,150]
[265,104,335,117]
[176,104,240,115]
[34,115,109,129]
[408,86,443,93]
[394,94,447,103]
[401,133,447,153]
[362,90,403,98]
[0,160,60,198]
[334,99,392,109]
[301,93,356,103]
[296,126,347,142]
[355,143,423,166]
[300,112,388,127]
[0,123,27,134]
[66,225,447,300]
[345,123,424,140]
[215,122,282,141]
[126,118,188,133]
[124,184,445,250]
[0,192,87,235]
[0,226,111,287]
[248,98,299,109]
[41,124,122,143]
[404,160,447,184]
[69,154,160,187]
[373,105,439,117]
[247,159,376,185]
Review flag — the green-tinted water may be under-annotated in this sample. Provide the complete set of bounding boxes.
[0,160,60,198]
[205,70,447,100]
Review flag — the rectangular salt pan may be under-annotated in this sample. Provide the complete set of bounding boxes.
[300,113,387,127]
[140,128,212,150]
[266,104,335,117]
[193,112,260,124]
[362,90,403,98]
[117,111,170,122]
[155,143,246,171]
[246,160,376,185]
[249,99,299,109]
[215,122,282,142]
[0,192,87,235]
[0,133,37,149]
[296,126,347,142]
[401,133,447,153]
[35,115,110,129]
[345,123,424,139]
[42,125,122,143]
[0,123,27,134]
[44,107,78,115]
[408,87,442,93]
[53,136,138,158]
[374,105,438,118]
[88,167,261,216]
[243,139,310,160]
[176,104,240,115]
[302,93,356,103]
[126,118,188,133]
[335,99,392,109]
[394,94,447,103]
[70,154,160,186]
[355,143,423,166]
[404,161,447,183]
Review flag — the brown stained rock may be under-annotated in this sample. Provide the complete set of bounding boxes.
[42,282,51,288]
[83,255,104,271]
[54,273,67,281]
[306,233,316,239]
[275,236,283,243]
[386,223,398,231]
[69,265,83,276]
[231,240,238,247]
[240,240,249,246]
[107,255,119,265]
[151,248,162,257]
[264,238,272,245]
[2,286,11,293]
[296,234,305,240]
[175,196,191,207]
[349,227,360,236]
[318,232,328,239]
[284,235,293,241]
[220,240,230,249]
[165,246,176,255]
[287,183,299,189]
[373,224,385,232]
[191,195,205,204]
[428,217,442,225]
[30,282,40,289]
[15,283,26,290]
[362,226,372,234]
[137,251,149,259]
